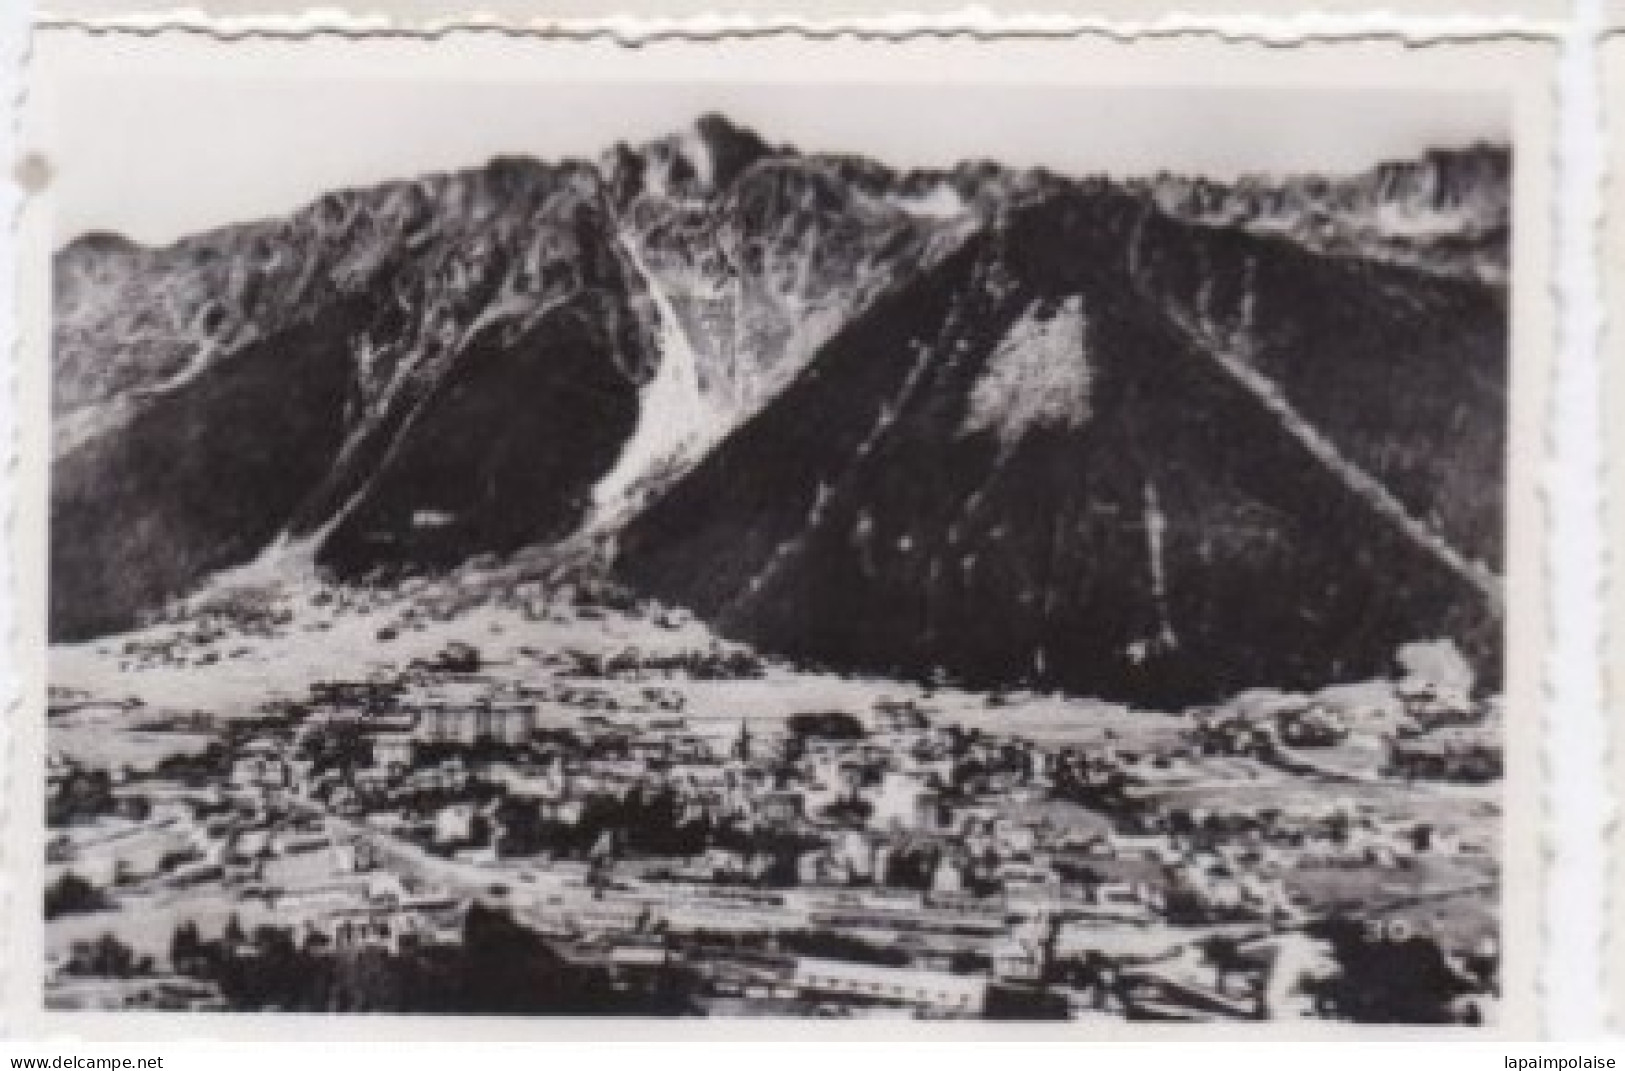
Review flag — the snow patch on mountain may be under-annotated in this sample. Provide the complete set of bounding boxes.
[591,230,723,520]
[1369,202,1486,239]
[961,295,1091,447]
[891,185,972,221]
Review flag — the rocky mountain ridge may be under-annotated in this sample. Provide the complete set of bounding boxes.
[1139,144,1510,283]
[51,115,1509,703]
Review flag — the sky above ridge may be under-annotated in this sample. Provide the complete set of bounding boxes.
[41,61,1507,246]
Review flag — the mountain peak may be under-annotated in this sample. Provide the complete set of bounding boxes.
[690,112,775,186]
[607,113,777,201]
[57,230,143,260]
[1137,141,1512,283]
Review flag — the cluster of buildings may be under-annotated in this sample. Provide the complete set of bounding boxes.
[45,639,1502,1020]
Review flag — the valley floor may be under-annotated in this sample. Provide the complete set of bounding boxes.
[42,577,1501,1024]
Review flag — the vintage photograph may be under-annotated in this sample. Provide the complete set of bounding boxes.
[22,31,1547,1029]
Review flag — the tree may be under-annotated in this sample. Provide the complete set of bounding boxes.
[170,920,204,974]
[1307,916,1480,1023]
[303,724,372,776]
[434,642,482,674]
[44,871,107,920]
[66,933,143,978]
[47,769,116,826]
[818,796,874,828]
[787,712,866,741]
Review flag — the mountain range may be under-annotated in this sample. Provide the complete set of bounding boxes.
[50,114,1509,704]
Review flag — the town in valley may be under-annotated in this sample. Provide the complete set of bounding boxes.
[44,575,1502,1023]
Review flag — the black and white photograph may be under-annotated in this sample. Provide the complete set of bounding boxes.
[21,31,1549,1032]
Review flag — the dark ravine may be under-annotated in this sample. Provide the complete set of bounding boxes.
[50,116,1508,704]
